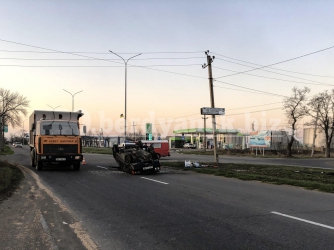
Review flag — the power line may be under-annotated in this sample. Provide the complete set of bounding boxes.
[213,45,334,78]
[0,64,201,67]
[0,49,204,54]
[212,52,334,79]
[0,39,305,97]
[214,85,281,96]
[148,100,284,127]
[149,107,283,126]
[0,38,124,65]
[228,102,282,111]
[0,65,124,68]
[0,57,204,60]
[0,39,209,79]
[214,79,287,97]
[133,64,287,97]
[213,65,334,87]
[225,107,282,116]
[214,58,333,86]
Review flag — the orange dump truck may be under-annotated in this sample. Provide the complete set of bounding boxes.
[29,110,84,171]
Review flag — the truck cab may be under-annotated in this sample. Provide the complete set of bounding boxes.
[29,110,84,171]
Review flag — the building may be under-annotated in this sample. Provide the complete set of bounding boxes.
[303,128,334,149]
[172,128,240,149]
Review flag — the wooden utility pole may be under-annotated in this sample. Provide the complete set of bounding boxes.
[202,115,208,152]
[202,50,218,163]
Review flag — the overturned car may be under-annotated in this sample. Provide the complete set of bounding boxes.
[112,141,161,174]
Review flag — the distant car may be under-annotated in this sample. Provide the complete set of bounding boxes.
[14,142,22,148]
[183,143,196,149]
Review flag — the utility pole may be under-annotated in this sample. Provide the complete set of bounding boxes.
[202,115,208,152]
[202,50,218,163]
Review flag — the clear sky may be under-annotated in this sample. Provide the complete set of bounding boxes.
[1,1,334,139]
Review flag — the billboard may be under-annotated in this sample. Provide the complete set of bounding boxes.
[249,131,271,148]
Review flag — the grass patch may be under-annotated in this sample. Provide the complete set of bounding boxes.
[162,161,334,193]
[82,147,113,154]
[0,145,14,155]
[0,160,24,202]
[177,149,329,158]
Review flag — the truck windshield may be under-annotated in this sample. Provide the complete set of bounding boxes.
[40,121,79,136]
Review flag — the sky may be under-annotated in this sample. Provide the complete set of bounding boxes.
[1,0,334,139]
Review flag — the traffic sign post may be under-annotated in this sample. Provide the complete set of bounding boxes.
[201,107,225,115]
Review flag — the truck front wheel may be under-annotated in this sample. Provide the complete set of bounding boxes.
[73,162,81,171]
[30,150,36,168]
[36,161,43,171]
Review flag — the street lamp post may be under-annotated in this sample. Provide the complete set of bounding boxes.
[47,104,61,111]
[109,50,141,138]
[63,89,83,112]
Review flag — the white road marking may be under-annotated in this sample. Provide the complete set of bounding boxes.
[96,165,108,169]
[140,177,169,185]
[271,211,334,230]
[40,215,59,249]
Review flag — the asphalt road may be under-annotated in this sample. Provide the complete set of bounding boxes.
[2,146,334,249]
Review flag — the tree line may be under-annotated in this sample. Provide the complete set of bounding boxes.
[284,87,334,158]
[1,86,334,158]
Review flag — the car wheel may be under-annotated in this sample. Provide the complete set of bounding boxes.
[124,154,132,164]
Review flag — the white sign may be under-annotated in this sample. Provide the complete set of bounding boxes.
[201,107,225,115]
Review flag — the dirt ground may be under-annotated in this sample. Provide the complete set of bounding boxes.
[0,166,97,250]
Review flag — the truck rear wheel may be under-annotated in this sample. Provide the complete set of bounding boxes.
[73,162,80,171]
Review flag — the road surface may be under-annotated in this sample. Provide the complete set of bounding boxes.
[1,146,334,249]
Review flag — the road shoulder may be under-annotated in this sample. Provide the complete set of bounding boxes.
[0,165,97,250]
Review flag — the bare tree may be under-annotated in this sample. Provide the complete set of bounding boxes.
[0,88,29,150]
[307,90,334,158]
[137,127,144,140]
[283,87,310,157]
[0,88,30,127]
